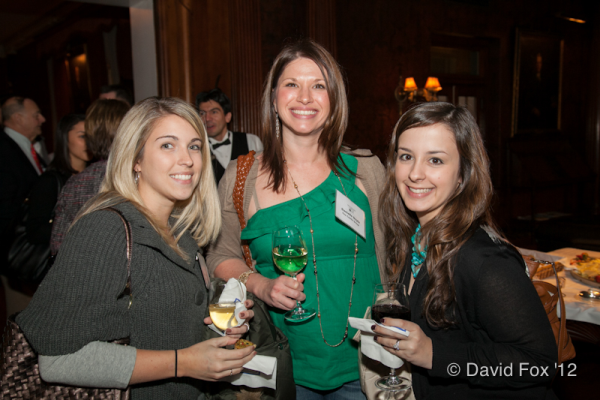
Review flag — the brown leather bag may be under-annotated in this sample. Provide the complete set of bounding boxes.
[526,258,576,365]
[233,150,256,269]
[0,207,133,399]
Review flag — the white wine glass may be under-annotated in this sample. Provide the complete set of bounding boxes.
[209,280,239,332]
[372,283,411,391]
[272,226,315,321]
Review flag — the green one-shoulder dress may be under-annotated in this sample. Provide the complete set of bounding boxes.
[241,154,381,390]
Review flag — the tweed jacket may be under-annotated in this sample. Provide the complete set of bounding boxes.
[206,149,389,283]
[50,160,107,254]
[18,201,208,399]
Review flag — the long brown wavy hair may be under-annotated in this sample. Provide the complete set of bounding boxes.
[380,102,500,328]
[260,39,352,193]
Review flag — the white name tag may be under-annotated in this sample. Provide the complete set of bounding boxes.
[335,190,366,239]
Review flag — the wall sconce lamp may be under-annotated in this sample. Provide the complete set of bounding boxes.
[395,76,442,113]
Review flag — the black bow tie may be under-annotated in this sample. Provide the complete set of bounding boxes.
[212,138,231,150]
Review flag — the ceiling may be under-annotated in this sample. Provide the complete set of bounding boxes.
[0,0,131,57]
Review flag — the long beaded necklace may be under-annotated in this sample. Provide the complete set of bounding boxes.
[410,224,427,278]
[284,160,357,347]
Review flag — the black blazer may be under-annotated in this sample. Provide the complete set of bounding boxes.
[0,129,40,249]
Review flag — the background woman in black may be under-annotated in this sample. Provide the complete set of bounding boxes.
[25,113,88,246]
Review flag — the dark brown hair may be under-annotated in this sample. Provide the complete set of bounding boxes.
[380,102,499,328]
[260,39,350,192]
[48,113,86,175]
[85,99,130,161]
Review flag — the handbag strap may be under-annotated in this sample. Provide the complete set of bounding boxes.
[105,207,133,309]
[550,261,567,364]
[233,151,256,270]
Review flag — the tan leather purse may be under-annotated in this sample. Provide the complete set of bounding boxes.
[524,256,576,365]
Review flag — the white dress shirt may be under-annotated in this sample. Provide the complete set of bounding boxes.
[208,131,263,169]
[4,126,42,175]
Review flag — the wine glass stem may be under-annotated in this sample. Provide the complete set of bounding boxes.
[291,274,305,313]
[388,368,400,385]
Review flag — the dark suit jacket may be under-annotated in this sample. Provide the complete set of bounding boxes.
[0,129,40,264]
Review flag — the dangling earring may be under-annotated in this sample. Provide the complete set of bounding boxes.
[134,171,139,185]
[275,112,280,140]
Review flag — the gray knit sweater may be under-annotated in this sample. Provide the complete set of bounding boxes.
[18,201,208,399]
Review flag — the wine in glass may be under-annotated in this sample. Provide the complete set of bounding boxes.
[272,226,315,321]
[209,281,238,331]
[372,283,411,391]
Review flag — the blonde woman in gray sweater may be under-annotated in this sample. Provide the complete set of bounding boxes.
[18,97,256,399]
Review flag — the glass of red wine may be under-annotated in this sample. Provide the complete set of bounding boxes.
[372,283,411,391]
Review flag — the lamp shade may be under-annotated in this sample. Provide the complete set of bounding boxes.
[424,77,442,91]
[404,77,418,92]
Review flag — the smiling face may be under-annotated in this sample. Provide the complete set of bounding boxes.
[395,123,462,226]
[67,121,90,171]
[134,115,203,212]
[273,57,330,138]
[198,100,231,141]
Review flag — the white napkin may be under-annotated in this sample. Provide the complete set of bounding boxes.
[222,355,277,390]
[208,278,248,333]
[518,248,562,263]
[349,317,407,369]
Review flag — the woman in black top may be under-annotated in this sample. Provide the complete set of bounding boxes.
[373,102,557,399]
[26,113,88,245]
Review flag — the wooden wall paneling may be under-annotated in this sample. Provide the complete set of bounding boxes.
[155,0,193,102]
[189,0,232,104]
[586,6,600,212]
[307,0,337,58]
[229,0,262,135]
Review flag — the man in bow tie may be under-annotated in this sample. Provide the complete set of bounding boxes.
[196,89,263,184]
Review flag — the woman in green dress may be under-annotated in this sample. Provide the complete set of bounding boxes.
[206,39,387,399]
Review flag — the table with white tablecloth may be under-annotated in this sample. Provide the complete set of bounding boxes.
[543,248,600,326]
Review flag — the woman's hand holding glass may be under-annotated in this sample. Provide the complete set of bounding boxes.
[272,226,315,321]
[179,299,256,381]
[374,318,433,370]
[249,272,307,310]
[203,299,254,339]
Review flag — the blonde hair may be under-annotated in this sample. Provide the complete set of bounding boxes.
[77,97,221,255]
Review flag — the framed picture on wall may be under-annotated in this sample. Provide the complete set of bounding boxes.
[511,29,564,136]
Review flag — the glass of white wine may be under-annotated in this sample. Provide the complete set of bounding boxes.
[272,226,315,321]
[209,281,239,332]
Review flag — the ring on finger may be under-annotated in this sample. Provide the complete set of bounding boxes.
[230,369,233,376]
[393,340,401,351]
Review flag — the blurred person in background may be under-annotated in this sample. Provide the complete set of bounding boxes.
[50,99,130,254]
[196,88,263,184]
[1,97,46,260]
[26,114,89,249]
[100,84,134,107]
